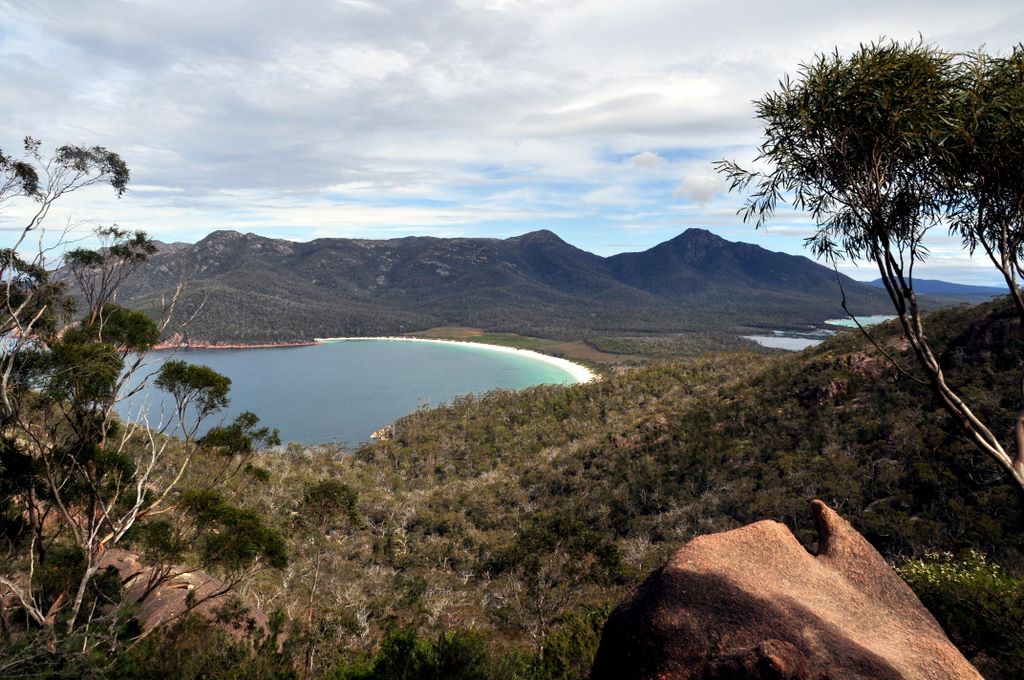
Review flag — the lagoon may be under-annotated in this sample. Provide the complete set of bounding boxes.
[823,315,897,328]
[742,333,829,351]
[118,339,588,445]
[743,315,897,351]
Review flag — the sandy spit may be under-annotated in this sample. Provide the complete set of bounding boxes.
[314,336,598,384]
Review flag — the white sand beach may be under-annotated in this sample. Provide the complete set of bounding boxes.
[314,336,598,384]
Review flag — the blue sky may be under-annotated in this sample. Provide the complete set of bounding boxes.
[2,0,1023,284]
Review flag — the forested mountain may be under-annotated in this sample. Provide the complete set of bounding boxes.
[868,277,1007,302]
[115,228,892,343]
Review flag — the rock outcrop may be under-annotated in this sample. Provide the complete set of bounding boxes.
[98,548,266,635]
[591,500,980,680]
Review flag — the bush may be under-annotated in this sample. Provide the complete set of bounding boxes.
[898,550,1024,679]
[327,629,509,680]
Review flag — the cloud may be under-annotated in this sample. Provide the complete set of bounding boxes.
[630,151,666,168]
[0,0,1020,281]
[582,185,639,205]
[673,173,723,206]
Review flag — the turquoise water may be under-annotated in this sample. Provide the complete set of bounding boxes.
[117,340,579,445]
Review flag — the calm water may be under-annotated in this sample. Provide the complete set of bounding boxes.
[744,315,897,351]
[823,315,897,328]
[742,333,829,351]
[118,340,580,445]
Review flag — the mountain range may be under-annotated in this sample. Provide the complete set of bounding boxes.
[114,228,896,344]
[868,277,1006,301]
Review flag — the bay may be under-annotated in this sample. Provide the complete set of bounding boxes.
[117,339,585,445]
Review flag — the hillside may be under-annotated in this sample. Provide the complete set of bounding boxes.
[113,228,893,344]
[119,296,1022,679]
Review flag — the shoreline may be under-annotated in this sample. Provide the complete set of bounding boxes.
[152,340,318,350]
[316,336,598,384]
[154,335,598,385]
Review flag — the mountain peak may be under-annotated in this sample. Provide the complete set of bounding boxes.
[672,228,726,246]
[207,229,243,237]
[649,228,732,260]
[198,229,245,244]
[510,229,565,245]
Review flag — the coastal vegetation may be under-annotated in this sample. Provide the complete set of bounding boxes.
[0,142,283,676]
[79,296,1022,679]
[9,207,1024,676]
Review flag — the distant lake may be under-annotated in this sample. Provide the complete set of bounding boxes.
[823,315,897,328]
[742,332,829,351]
[117,340,584,445]
[744,315,897,351]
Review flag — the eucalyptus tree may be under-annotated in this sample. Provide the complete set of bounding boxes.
[946,47,1024,315]
[0,140,284,673]
[717,40,1024,493]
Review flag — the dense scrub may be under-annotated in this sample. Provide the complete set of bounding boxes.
[16,299,1024,677]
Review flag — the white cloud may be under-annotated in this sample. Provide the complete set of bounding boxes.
[0,0,1021,280]
[630,151,666,168]
[673,173,723,206]
[582,185,638,205]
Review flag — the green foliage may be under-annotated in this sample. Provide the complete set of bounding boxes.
[0,152,283,676]
[322,620,609,680]
[327,629,503,680]
[133,519,189,566]
[719,39,1024,495]
[44,333,124,406]
[488,511,622,586]
[718,38,954,254]
[52,144,130,197]
[299,479,359,531]
[898,550,1024,679]
[89,304,161,351]
[0,248,69,339]
[944,47,1024,262]
[112,614,292,680]
[179,490,288,571]
[587,333,775,358]
[156,360,232,423]
[529,607,610,680]
[0,140,40,196]
[201,411,281,455]
[36,545,87,609]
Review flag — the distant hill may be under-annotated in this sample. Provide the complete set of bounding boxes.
[112,228,894,343]
[868,277,1007,302]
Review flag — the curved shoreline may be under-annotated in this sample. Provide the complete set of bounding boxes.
[153,340,317,350]
[315,336,598,384]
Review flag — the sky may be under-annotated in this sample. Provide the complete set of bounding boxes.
[1,0,1022,284]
